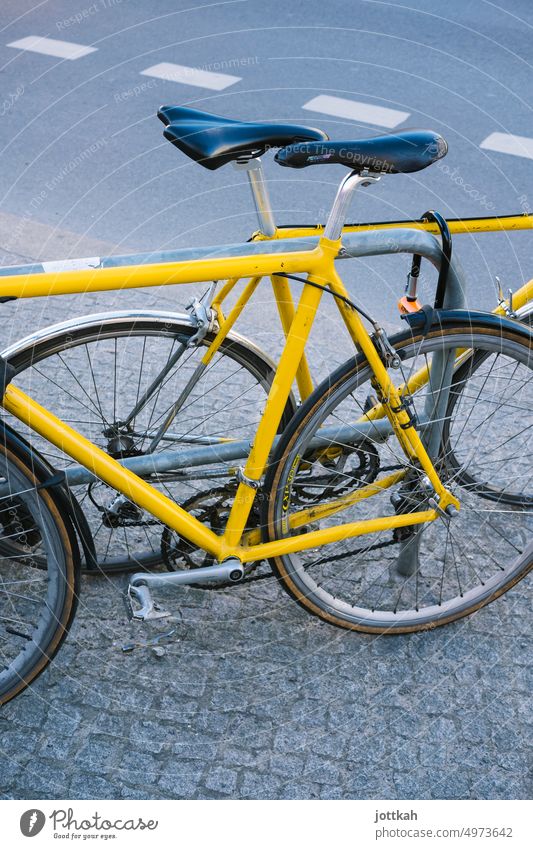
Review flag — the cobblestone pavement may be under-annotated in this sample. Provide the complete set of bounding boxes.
[1,574,531,800]
[0,232,531,801]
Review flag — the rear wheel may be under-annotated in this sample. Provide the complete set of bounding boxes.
[262,320,532,633]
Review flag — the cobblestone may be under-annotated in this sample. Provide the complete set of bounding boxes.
[2,573,529,800]
[70,774,118,799]
[203,765,239,796]
[240,770,285,799]
[157,762,204,798]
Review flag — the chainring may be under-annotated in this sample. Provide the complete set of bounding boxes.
[290,439,380,506]
[161,484,260,572]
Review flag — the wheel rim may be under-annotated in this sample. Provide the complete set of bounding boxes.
[267,328,532,628]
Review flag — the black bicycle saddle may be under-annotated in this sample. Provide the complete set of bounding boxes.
[274,129,448,174]
[158,105,329,171]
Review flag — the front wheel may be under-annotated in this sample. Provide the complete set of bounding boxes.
[262,319,532,633]
[0,438,80,705]
[5,313,297,573]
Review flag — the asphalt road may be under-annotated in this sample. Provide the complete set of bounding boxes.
[1,0,532,319]
[0,0,531,801]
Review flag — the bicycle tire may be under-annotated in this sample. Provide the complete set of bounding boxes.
[262,317,532,633]
[0,436,80,705]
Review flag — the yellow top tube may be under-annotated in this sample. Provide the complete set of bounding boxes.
[253,213,533,241]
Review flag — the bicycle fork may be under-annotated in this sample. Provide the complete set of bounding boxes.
[326,266,460,578]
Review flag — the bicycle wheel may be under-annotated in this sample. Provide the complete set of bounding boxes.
[5,313,296,572]
[262,318,532,633]
[444,310,533,506]
[0,438,80,705]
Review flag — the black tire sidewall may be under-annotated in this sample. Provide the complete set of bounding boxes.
[0,443,79,705]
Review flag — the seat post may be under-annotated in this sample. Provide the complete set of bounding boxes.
[233,158,276,237]
[324,170,380,241]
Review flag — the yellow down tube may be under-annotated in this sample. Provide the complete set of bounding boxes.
[2,384,224,559]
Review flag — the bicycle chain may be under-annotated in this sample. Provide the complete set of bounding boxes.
[292,441,380,505]
[189,462,405,589]
[93,456,405,582]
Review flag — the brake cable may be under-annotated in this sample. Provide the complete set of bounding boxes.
[275,272,402,368]
[276,272,376,324]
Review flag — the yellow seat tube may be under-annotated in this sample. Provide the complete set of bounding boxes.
[271,273,314,401]
[223,275,326,549]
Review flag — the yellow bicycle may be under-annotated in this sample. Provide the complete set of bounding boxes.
[0,106,531,704]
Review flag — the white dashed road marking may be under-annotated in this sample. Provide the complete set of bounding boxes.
[140,62,241,90]
[480,131,533,161]
[303,95,410,128]
[7,35,97,60]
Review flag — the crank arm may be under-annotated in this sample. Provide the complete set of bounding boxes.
[128,558,244,621]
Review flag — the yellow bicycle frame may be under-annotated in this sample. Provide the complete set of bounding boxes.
[261,214,533,400]
[0,232,461,565]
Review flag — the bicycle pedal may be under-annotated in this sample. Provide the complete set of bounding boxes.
[126,583,171,622]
